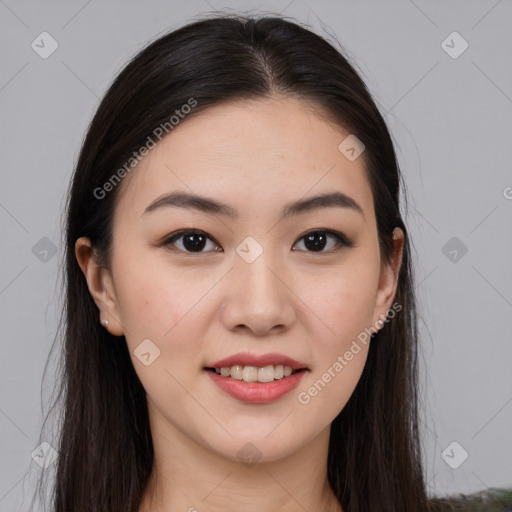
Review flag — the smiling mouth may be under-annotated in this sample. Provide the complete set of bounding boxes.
[204,365,306,383]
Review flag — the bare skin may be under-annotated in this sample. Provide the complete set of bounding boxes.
[76,95,404,512]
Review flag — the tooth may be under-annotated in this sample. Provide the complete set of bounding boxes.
[242,366,258,382]
[230,365,243,380]
[213,364,300,380]
[274,365,284,379]
[258,365,275,383]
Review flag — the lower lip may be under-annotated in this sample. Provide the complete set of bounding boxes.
[204,369,307,404]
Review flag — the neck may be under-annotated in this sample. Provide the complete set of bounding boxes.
[138,412,343,512]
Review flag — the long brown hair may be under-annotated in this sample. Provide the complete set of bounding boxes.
[29,13,435,511]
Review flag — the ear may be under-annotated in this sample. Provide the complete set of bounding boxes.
[75,237,124,336]
[372,227,404,329]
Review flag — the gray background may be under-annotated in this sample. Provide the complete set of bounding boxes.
[1,0,511,510]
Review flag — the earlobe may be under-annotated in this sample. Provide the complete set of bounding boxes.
[74,237,124,336]
[372,227,404,328]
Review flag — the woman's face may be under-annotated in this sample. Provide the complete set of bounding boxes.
[78,96,403,462]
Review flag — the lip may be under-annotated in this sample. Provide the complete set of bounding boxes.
[207,352,308,370]
[204,368,307,404]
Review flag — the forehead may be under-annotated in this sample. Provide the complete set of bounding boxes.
[114,96,374,225]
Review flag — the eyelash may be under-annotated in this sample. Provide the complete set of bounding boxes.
[162,229,355,255]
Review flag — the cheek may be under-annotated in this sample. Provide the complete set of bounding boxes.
[114,249,207,338]
[298,255,380,349]
[111,254,214,402]
[309,285,373,386]
[291,252,379,411]
[293,268,377,425]
[114,263,207,413]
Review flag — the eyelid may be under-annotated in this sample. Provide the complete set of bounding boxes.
[162,229,222,254]
[161,228,355,254]
[293,228,355,251]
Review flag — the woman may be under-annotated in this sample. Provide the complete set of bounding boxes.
[28,13,511,512]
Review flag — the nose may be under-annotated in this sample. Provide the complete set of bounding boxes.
[219,250,296,336]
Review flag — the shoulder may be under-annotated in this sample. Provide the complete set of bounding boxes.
[427,488,512,512]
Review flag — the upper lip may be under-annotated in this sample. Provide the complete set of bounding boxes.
[207,352,308,370]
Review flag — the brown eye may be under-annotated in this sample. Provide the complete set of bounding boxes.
[293,230,354,253]
[162,228,354,256]
[163,230,222,254]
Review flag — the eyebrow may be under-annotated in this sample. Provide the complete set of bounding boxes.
[142,190,365,221]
